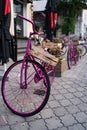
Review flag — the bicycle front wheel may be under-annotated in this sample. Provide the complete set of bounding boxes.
[1,59,50,117]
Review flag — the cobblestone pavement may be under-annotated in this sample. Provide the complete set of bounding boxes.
[0,54,87,130]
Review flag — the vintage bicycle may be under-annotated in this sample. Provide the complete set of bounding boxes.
[46,36,87,70]
[66,40,87,69]
[55,36,87,69]
[1,15,59,117]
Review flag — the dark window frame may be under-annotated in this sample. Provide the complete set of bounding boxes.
[14,0,32,4]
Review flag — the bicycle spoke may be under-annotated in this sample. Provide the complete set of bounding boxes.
[2,60,50,116]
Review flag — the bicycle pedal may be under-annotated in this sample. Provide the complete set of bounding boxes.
[33,89,45,96]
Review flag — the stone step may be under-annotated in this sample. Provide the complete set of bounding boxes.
[17,47,26,54]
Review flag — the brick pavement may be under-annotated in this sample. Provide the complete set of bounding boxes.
[0,54,87,130]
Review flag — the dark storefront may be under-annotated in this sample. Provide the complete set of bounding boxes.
[33,11,45,32]
[13,0,32,38]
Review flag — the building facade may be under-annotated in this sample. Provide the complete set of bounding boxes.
[75,10,87,39]
[10,0,87,39]
[33,0,87,39]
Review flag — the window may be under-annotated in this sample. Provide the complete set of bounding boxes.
[14,2,23,37]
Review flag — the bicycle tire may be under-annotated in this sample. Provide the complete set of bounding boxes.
[77,44,87,57]
[67,49,71,69]
[1,59,50,117]
[61,46,67,56]
[67,45,78,69]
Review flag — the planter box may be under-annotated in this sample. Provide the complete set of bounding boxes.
[56,58,67,76]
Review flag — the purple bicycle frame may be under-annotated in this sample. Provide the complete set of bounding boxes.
[17,15,45,88]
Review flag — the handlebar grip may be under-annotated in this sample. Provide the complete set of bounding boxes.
[37,32,44,35]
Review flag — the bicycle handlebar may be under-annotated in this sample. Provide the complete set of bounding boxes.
[17,14,44,36]
[18,14,35,31]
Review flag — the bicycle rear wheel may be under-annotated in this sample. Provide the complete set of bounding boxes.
[1,59,50,117]
[77,44,87,57]
[61,46,67,56]
[67,47,78,69]
[67,49,72,69]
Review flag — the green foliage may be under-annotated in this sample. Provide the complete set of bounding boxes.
[57,0,87,35]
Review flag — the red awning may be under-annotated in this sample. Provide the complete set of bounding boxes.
[4,0,10,15]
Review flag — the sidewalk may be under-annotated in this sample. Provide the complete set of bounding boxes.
[0,54,87,130]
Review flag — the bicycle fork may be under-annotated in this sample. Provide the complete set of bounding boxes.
[19,57,46,89]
